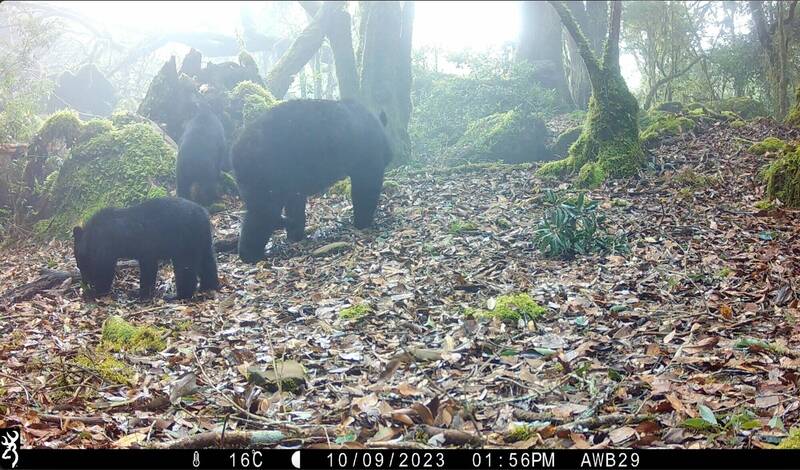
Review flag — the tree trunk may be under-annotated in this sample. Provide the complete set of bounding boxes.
[359,1,414,164]
[264,6,330,99]
[749,0,797,118]
[538,0,643,186]
[564,1,606,109]
[321,3,360,100]
[517,2,573,107]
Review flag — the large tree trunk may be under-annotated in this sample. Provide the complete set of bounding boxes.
[564,1,606,109]
[359,1,414,164]
[538,0,643,187]
[517,2,573,108]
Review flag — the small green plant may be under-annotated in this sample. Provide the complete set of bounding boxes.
[778,428,800,448]
[339,304,371,320]
[754,199,776,211]
[449,219,478,234]
[715,267,733,279]
[533,190,628,258]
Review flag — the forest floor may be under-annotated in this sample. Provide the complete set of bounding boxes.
[2,117,800,449]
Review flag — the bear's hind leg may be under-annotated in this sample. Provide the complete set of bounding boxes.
[350,171,384,229]
[284,194,307,242]
[173,256,199,300]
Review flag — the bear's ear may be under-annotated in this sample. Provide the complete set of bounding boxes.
[379,110,388,128]
[72,226,83,241]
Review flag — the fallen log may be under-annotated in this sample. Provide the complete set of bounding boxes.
[152,430,285,449]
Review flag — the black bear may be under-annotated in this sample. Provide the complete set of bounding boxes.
[73,197,219,300]
[176,103,229,206]
[232,99,392,263]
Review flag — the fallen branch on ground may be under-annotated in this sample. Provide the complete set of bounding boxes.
[151,430,285,449]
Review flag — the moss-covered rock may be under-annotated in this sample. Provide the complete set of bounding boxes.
[37,122,176,237]
[467,293,546,323]
[787,85,800,127]
[764,146,800,207]
[640,114,696,147]
[748,137,790,155]
[550,126,582,158]
[101,315,166,353]
[730,119,746,128]
[715,97,767,120]
[79,119,114,143]
[654,101,684,113]
[445,109,551,165]
[227,80,279,129]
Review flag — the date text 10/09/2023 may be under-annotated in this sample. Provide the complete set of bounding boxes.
[321,451,640,469]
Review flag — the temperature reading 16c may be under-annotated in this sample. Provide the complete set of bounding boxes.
[230,450,263,468]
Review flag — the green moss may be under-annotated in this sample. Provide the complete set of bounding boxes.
[730,120,746,128]
[339,304,371,320]
[329,178,352,200]
[787,85,800,127]
[79,119,114,143]
[778,428,800,448]
[640,115,695,146]
[715,267,733,279]
[537,156,574,178]
[110,111,146,128]
[38,123,176,237]
[748,137,788,155]
[764,146,800,207]
[754,199,776,211]
[576,161,605,188]
[228,81,278,127]
[445,109,551,164]
[507,423,535,442]
[716,97,767,120]
[449,219,478,234]
[74,353,136,385]
[468,293,546,323]
[654,101,684,113]
[101,315,166,353]
[550,126,582,157]
[35,110,83,146]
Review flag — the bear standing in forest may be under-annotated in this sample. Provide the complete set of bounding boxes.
[73,197,219,300]
[232,99,392,263]
[176,102,229,206]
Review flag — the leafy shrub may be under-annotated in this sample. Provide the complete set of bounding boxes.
[533,190,628,258]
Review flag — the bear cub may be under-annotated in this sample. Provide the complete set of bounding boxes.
[73,197,219,300]
[176,102,229,206]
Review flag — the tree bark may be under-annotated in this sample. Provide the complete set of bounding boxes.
[360,1,414,164]
[265,6,331,98]
[517,2,573,107]
[564,1,605,109]
[322,3,361,100]
[749,0,797,117]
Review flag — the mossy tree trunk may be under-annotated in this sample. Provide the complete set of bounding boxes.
[563,0,606,109]
[538,0,643,187]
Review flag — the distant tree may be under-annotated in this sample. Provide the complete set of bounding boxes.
[749,0,798,118]
[517,1,573,107]
[538,0,643,187]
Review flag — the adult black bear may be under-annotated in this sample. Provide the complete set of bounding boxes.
[73,197,219,300]
[232,99,392,263]
[176,103,229,206]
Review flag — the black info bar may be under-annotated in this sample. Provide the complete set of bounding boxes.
[2,449,800,470]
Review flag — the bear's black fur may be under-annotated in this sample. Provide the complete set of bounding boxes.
[176,103,229,206]
[73,197,219,300]
[232,99,392,263]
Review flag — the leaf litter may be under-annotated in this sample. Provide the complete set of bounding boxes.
[1,117,800,449]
